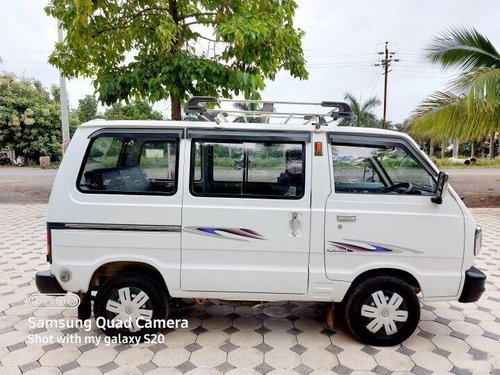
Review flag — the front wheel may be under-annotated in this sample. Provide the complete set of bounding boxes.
[345,276,420,346]
[94,272,168,338]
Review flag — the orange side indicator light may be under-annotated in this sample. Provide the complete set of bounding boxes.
[314,141,323,156]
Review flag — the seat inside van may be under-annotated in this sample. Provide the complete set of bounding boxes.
[83,166,152,192]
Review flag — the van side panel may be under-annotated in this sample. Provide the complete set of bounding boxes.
[47,127,184,293]
[50,229,180,293]
[180,139,312,295]
[324,138,465,300]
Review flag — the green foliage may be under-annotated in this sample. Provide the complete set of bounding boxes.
[385,120,406,132]
[76,95,98,123]
[434,157,500,169]
[408,91,499,141]
[45,0,308,120]
[233,102,263,123]
[338,92,381,127]
[426,27,500,73]
[0,73,62,160]
[409,27,500,141]
[103,101,164,120]
[69,94,99,136]
[69,110,81,137]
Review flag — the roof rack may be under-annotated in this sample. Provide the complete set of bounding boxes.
[184,96,354,126]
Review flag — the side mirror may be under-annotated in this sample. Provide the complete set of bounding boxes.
[431,171,449,204]
[363,165,375,182]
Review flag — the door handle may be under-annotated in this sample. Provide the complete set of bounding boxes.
[291,212,300,236]
[337,215,356,222]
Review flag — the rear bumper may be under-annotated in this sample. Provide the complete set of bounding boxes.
[35,270,66,294]
[459,266,486,303]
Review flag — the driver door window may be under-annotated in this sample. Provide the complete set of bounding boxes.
[331,143,436,195]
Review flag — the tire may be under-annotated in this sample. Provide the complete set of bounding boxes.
[345,276,420,346]
[78,293,92,320]
[94,272,168,338]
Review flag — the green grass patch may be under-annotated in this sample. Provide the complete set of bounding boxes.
[434,157,500,169]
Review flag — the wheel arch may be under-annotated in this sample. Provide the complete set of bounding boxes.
[89,261,169,296]
[342,267,421,304]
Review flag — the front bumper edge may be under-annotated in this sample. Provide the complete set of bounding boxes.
[459,266,486,303]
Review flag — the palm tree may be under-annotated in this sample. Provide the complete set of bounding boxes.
[408,27,500,158]
[339,93,381,127]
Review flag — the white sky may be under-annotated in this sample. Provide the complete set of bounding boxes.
[1,0,499,123]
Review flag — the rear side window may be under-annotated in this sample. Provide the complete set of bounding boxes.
[191,140,305,199]
[78,135,178,195]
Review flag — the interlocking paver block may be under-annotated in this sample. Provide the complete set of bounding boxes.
[0,204,499,374]
[227,347,263,368]
[152,347,190,367]
[301,347,339,370]
[190,347,226,367]
[338,349,377,371]
[265,348,301,369]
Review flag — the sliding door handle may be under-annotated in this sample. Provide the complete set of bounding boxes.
[291,212,301,236]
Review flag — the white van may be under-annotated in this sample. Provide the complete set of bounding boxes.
[36,97,485,346]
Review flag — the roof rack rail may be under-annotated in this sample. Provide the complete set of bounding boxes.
[184,96,354,126]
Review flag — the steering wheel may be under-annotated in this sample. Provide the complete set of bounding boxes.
[384,182,413,194]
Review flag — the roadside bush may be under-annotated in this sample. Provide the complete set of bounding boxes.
[0,73,62,162]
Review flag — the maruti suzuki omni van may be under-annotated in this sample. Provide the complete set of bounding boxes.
[35,97,486,346]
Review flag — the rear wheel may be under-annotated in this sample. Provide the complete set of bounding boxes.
[94,272,168,338]
[345,276,420,346]
[77,293,92,320]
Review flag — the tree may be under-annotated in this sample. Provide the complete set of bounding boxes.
[339,93,381,127]
[69,95,99,136]
[103,101,164,120]
[76,95,98,123]
[45,0,308,120]
[0,73,62,161]
[385,120,406,132]
[233,102,263,123]
[407,27,500,157]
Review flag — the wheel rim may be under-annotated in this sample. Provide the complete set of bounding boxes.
[105,286,153,332]
[360,290,409,336]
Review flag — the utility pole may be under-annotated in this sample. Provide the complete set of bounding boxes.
[375,42,398,129]
[57,20,70,154]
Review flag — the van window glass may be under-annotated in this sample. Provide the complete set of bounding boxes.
[79,135,177,195]
[191,141,304,199]
[212,143,244,182]
[140,141,177,181]
[331,143,436,195]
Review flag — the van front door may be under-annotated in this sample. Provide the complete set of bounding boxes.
[324,134,465,298]
[181,131,311,294]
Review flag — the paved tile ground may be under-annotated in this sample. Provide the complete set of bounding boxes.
[0,204,499,374]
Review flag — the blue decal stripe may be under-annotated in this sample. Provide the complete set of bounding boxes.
[370,245,392,252]
[198,227,221,236]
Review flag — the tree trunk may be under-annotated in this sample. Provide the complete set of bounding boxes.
[470,142,474,158]
[171,96,182,121]
[452,139,459,159]
[441,142,445,158]
[429,140,434,158]
[489,131,495,159]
